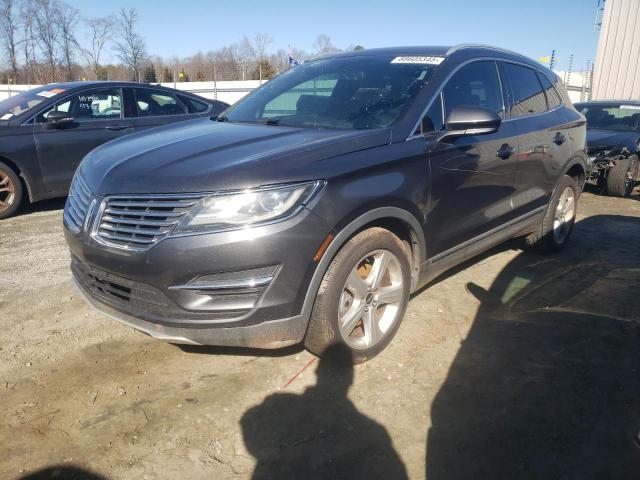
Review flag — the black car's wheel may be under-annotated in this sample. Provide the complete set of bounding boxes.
[304,227,411,364]
[606,155,639,197]
[0,161,23,220]
[524,175,578,253]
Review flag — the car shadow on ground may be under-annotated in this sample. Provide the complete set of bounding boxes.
[17,465,107,479]
[426,214,640,479]
[239,343,408,479]
[14,197,67,217]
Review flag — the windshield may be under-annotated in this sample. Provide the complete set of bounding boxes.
[578,104,640,132]
[225,56,441,130]
[0,85,67,120]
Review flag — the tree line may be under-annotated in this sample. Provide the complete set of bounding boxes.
[0,0,363,85]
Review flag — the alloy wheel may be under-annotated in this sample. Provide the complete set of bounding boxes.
[553,186,575,244]
[338,249,404,350]
[0,169,16,215]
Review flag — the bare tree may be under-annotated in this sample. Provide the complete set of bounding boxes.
[33,0,62,82]
[58,2,79,81]
[20,0,39,83]
[113,8,147,81]
[77,16,113,80]
[240,33,273,63]
[313,34,340,55]
[0,0,20,81]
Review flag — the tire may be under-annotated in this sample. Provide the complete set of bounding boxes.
[524,175,578,253]
[304,227,411,364]
[0,161,23,220]
[606,155,639,197]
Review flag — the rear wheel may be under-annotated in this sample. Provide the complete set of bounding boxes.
[606,155,639,197]
[524,175,578,253]
[304,227,411,363]
[0,161,23,220]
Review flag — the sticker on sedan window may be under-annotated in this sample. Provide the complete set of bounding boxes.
[1,113,13,120]
[36,88,66,99]
[620,104,640,110]
[391,56,445,65]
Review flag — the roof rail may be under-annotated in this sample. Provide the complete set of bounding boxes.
[445,43,525,58]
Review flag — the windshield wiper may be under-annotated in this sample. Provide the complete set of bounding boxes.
[213,114,230,122]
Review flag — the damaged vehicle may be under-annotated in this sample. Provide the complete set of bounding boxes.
[575,101,640,197]
[64,45,587,362]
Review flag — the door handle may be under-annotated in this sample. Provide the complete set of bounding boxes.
[496,144,515,159]
[105,125,127,131]
[553,132,567,145]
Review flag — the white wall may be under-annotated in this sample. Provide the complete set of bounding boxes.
[0,80,262,104]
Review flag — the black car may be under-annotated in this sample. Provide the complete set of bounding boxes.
[0,81,228,218]
[575,100,640,197]
[64,45,587,362]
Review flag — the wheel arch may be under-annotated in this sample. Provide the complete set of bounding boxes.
[300,207,426,318]
[564,158,587,192]
[0,155,33,202]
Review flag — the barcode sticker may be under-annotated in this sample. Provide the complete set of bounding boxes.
[391,56,445,65]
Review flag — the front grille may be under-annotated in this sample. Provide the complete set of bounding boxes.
[64,174,92,232]
[96,195,201,249]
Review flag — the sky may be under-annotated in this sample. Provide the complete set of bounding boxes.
[67,0,603,72]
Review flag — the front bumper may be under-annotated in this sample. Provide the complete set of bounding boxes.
[73,276,308,348]
[65,207,331,347]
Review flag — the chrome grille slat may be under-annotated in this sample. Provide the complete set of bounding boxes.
[95,194,201,249]
[101,215,176,227]
[98,231,155,244]
[99,223,170,236]
[104,208,186,218]
[107,200,198,208]
[64,174,92,232]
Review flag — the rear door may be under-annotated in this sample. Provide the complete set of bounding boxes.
[502,63,571,216]
[425,60,520,256]
[131,87,207,133]
[33,87,133,192]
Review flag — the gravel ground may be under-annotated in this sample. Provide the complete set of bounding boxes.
[1,190,639,479]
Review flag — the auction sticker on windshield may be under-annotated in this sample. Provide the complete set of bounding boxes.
[36,88,66,99]
[1,113,13,120]
[620,104,640,110]
[391,56,445,65]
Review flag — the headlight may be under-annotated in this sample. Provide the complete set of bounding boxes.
[176,181,322,233]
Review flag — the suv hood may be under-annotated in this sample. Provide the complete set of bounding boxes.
[80,118,391,195]
[586,128,639,153]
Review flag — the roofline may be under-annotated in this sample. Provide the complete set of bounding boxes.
[445,43,538,61]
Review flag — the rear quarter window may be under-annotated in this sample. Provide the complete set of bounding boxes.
[179,95,210,113]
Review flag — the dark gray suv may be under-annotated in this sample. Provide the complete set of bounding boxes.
[64,45,587,362]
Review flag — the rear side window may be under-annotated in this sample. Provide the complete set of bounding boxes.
[504,63,547,117]
[538,73,562,109]
[442,61,503,118]
[134,89,188,117]
[179,95,210,113]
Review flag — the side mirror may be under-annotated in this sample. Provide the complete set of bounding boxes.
[45,110,74,128]
[439,106,501,142]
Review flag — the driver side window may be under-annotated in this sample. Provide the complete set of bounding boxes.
[419,61,503,133]
[36,88,123,123]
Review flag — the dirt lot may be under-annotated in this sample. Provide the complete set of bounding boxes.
[1,190,639,479]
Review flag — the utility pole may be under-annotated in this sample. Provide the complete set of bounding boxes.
[588,62,595,101]
[566,54,574,86]
[213,65,217,100]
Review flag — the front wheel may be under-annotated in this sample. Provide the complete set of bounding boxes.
[524,175,578,253]
[304,227,411,363]
[606,155,639,197]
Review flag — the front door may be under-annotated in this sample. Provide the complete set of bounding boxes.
[425,60,519,257]
[33,87,132,192]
